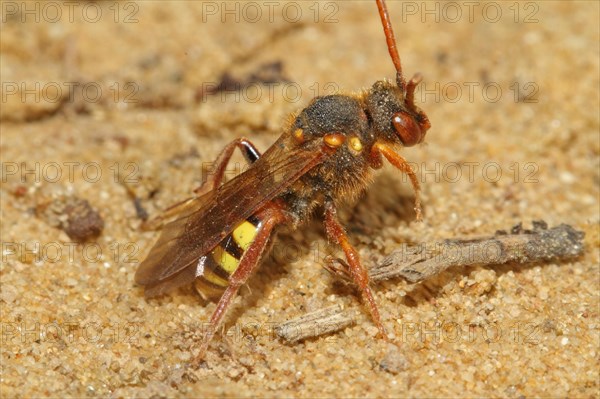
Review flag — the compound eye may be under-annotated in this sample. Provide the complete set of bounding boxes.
[392,112,422,147]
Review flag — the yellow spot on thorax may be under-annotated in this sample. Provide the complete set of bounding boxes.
[324,134,345,148]
[349,137,363,152]
[293,128,304,143]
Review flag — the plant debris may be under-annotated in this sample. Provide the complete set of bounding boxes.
[277,221,585,343]
[372,221,585,283]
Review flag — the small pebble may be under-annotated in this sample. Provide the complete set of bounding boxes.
[379,343,408,375]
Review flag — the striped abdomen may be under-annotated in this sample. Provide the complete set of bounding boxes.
[194,215,262,299]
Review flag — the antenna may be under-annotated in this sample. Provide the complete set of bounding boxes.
[375,0,405,89]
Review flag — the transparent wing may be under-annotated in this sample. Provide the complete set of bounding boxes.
[135,135,332,291]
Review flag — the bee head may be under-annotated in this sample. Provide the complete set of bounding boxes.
[373,0,430,147]
[366,79,430,147]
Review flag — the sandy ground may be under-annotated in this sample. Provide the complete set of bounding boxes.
[1,1,599,397]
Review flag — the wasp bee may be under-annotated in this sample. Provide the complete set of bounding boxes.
[135,0,431,362]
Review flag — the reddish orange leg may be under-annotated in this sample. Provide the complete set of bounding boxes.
[323,256,353,283]
[323,200,389,341]
[192,205,287,365]
[142,138,261,230]
[194,137,261,196]
[373,142,422,221]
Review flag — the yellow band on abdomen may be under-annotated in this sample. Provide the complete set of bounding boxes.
[211,245,240,274]
[232,220,259,251]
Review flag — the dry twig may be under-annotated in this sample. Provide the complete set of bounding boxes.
[275,221,585,343]
[275,305,356,343]
[372,221,584,283]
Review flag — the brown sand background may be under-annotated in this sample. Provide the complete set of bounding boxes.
[1,1,599,397]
